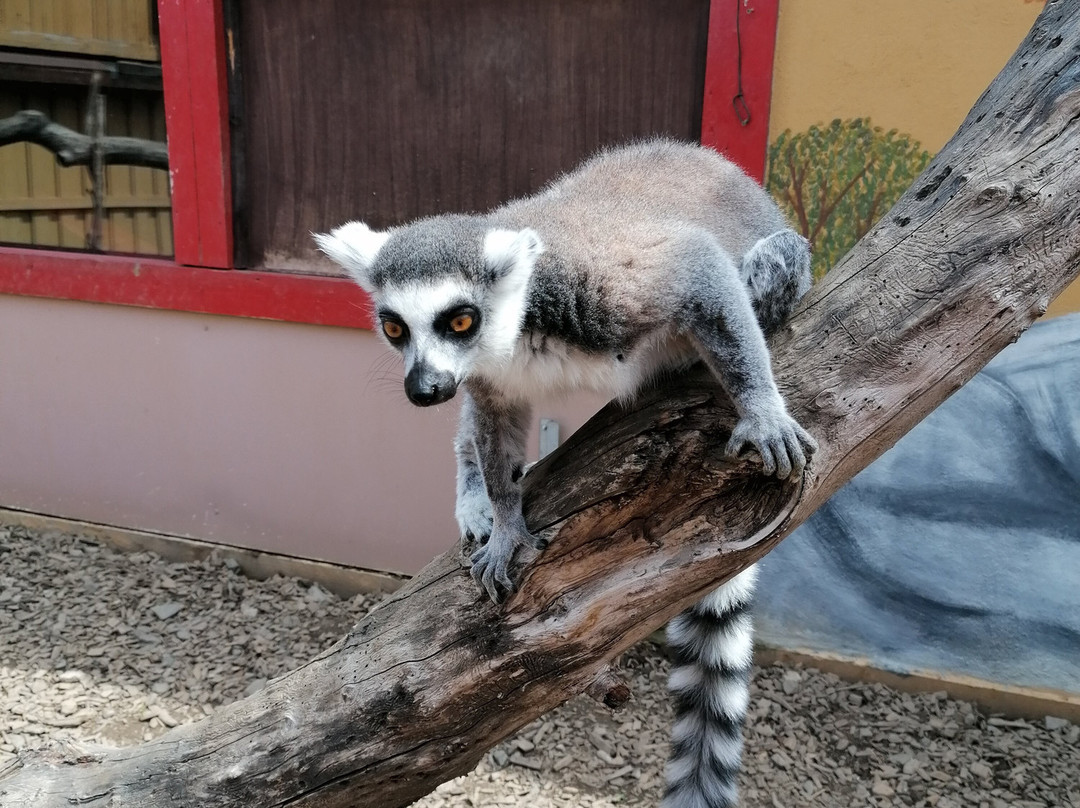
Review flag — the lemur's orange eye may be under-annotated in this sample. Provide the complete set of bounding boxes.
[383,321,404,339]
[450,314,473,333]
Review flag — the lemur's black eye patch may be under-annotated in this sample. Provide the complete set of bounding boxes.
[435,304,481,339]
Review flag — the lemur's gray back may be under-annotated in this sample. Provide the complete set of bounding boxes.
[491,139,805,336]
[500,140,785,257]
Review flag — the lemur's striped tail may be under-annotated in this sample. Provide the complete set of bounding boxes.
[661,565,758,808]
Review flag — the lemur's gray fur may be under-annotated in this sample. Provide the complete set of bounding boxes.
[316,139,816,808]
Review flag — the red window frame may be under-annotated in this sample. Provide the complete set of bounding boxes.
[700,0,779,183]
[0,0,776,330]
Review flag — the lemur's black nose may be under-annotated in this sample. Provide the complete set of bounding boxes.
[404,366,457,407]
[408,386,439,407]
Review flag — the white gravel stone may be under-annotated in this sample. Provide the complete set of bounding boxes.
[151,602,183,621]
[509,753,543,771]
[1,522,1078,808]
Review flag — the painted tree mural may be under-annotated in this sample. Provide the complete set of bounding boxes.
[767,118,932,279]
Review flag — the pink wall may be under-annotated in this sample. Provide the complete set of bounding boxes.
[0,295,604,574]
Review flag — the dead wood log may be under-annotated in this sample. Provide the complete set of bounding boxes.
[0,109,169,170]
[2,1,1080,805]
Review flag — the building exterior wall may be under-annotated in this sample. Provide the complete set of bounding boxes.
[2,2,1072,589]
[771,0,1043,154]
[0,294,603,573]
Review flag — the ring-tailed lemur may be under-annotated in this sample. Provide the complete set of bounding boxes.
[316,139,816,808]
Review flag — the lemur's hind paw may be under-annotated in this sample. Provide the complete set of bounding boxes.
[725,411,818,480]
[469,525,546,603]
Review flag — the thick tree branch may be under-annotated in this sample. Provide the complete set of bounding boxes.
[3,2,1080,805]
[0,109,169,170]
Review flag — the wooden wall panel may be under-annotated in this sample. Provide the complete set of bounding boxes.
[236,0,709,273]
[150,100,172,252]
[129,98,159,255]
[0,0,159,61]
[0,92,32,245]
[26,93,61,247]
[51,97,91,249]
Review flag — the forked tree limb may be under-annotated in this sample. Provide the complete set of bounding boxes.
[0,110,169,170]
[3,2,1080,805]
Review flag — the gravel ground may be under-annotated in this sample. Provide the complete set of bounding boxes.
[1,522,1077,807]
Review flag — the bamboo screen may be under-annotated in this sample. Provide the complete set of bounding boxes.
[0,0,159,61]
[0,0,170,255]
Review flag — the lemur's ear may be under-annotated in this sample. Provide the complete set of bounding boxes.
[483,228,544,283]
[313,222,390,292]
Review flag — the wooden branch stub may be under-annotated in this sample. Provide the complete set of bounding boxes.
[0,109,169,170]
[586,667,633,710]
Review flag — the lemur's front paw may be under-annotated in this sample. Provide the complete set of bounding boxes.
[456,490,494,561]
[725,410,818,479]
[469,525,547,604]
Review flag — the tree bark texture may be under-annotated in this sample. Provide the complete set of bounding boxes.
[3,2,1080,805]
[0,110,169,170]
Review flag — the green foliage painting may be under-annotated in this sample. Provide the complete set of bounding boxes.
[767,118,932,280]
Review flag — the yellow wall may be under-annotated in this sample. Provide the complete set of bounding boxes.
[770,0,1078,316]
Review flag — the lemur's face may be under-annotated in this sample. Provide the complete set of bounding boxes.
[314,218,543,407]
[374,278,485,406]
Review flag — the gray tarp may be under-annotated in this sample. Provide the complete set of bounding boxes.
[756,312,1080,694]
